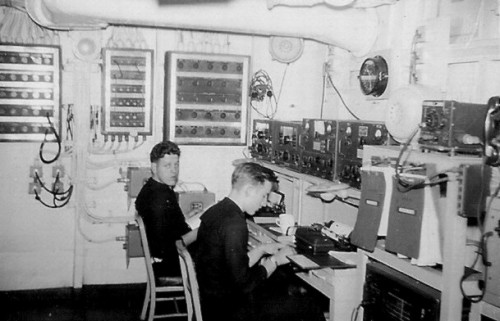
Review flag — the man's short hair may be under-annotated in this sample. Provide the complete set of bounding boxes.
[231,162,279,190]
[150,141,181,163]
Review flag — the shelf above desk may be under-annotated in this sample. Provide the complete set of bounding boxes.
[360,244,443,291]
[253,160,361,200]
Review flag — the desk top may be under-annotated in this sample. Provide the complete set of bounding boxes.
[247,220,357,270]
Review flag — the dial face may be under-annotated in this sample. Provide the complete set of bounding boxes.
[358,55,388,97]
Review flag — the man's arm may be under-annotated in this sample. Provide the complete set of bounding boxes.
[247,243,286,267]
[182,228,198,246]
[224,220,268,293]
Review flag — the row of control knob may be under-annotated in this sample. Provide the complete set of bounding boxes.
[0,72,52,82]
[0,89,52,99]
[0,53,53,65]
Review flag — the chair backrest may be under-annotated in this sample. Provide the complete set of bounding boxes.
[176,240,203,321]
[136,216,157,289]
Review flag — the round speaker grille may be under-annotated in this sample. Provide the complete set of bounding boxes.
[269,36,304,63]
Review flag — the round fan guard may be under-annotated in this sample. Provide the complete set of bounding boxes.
[385,85,442,143]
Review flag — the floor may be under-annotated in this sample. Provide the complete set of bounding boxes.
[0,283,187,321]
[1,281,329,321]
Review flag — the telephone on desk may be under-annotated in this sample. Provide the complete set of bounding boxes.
[295,222,356,254]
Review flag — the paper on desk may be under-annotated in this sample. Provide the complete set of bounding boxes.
[269,226,282,233]
[328,250,357,266]
[288,254,321,270]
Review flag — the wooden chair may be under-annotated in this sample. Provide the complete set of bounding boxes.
[136,216,187,321]
[176,240,203,321]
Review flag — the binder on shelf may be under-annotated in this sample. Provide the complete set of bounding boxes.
[350,167,389,252]
[385,174,442,266]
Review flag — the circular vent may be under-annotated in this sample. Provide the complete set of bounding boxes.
[269,36,304,63]
[385,85,442,143]
[73,36,100,62]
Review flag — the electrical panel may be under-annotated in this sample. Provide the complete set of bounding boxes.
[418,100,488,154]
[0,45,60,142]
[102,48,153,136]
[250,119,274,161]
[164,52,250,145]
[272,120,302,170]
[363,261,441,321]
[299,118,337,180]
[336,120,388,188]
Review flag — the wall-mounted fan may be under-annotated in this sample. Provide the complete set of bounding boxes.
[269,36,304,63]
[385,85,442,143]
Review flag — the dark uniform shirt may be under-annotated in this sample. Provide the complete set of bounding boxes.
[194,197,267,321]
[194,197,326,321]
[135,178,190,277]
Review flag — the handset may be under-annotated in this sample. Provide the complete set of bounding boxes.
[484,96,500,166]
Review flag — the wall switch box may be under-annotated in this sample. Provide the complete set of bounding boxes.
[52,165,65,178]
[29,165,43,178]
[126,167,151,198]
[29,181,42,195]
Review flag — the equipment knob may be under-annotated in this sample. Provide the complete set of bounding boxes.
[345,126,352,136]
[460,134,481,145]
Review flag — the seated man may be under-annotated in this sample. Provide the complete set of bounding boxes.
[194,162,324,321]
[136,141,197,279]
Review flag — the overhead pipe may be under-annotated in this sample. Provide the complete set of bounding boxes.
[24,0,379,56]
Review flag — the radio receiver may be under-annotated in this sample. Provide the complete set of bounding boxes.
[419,100,488,154]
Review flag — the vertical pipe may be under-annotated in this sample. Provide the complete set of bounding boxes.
[71,61,92,288]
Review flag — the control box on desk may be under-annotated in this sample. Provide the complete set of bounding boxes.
[419,100,488,154]
[299,119,337,180]
[336,120,389,188]
[250,119,275,161]
[272,120,302,171]
[176,190,215,219]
